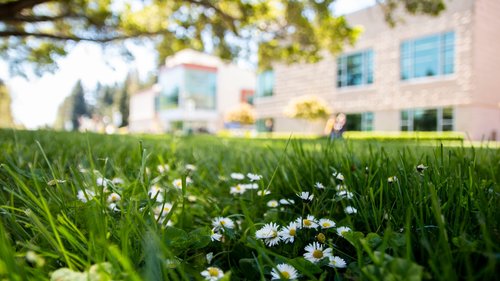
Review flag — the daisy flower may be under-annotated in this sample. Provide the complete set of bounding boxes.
[335,184,348,191]
[201,266,224,281]
[387,176,397,183]
[271,263,299,280]
[230,184,247,195]
[148,185,165,202]
[257,189,271,196]
[172,177,192,189]
[112,178,124,185]
[230,173,245,180]
[279,222,299,244]
[337,190,353,199]
[210,228,222,242]
[304,242,332,263]
[185,164,196,171]
[206,252,214,264]
[314,182,325,189]
[279,198,295,205]
[153,203,173,218]
[107,192,121,203]
[77,189,95,203]
[242,183,259,189]
[255,222,281,247]
[344,206,358,214]
[247,173,263,181]
[108,203,119,212]
[212,217,235,231]
[416,164,428,173]
[157,164,170,174]
[296,215,319,229]
[328,256,347,268]
[297,191,314,201]
[267,200,279,208]
[336,173,344,181]
[319,218,336,229]
[336,226,352,237]
[96,177,108,187]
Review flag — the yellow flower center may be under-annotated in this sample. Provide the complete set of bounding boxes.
[312,249,323,259]
[271,230,278,238]
[208,267,219,277]
[316,233,326,243]
[236,185,241,191]
[281,271,291,279]
[289,228,296,236]
[322,222,330,227]
[303,219,311,226]
[220,220,226,225]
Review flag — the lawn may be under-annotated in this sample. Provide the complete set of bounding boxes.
[0,129,498,280]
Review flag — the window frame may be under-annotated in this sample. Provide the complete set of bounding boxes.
[336,49,374,89]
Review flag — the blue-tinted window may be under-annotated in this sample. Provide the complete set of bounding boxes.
[337,50,374,88]
[158,67,183,109]
[401,32,455,80]
[184,68,217,110]
[400,107,453,131]
[346,112,374,131]
[256,70,274,97]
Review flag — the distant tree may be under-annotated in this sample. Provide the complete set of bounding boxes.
[114,84,129,128]
[284,95,332,121]
[225,103,256,125]
[53,95,72,130]
[0,80,15,128]
[70,80,89,130]
[0,0,446,75]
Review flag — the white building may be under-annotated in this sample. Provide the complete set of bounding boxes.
[129,49,256,134]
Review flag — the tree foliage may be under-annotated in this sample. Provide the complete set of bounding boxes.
[284,95,332,121]
[0,0,446,75]
[0,79,15,128]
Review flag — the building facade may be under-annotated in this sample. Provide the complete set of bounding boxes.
[129,49,256,133]
[254,0,500,140]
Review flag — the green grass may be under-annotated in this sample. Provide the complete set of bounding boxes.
[0,129,498,280]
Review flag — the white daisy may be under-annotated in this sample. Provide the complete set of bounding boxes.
[314,182,325,189]
[337,190,353,199]
[210,228,222,242]
[328,256,347,268]
[304,242,332,263]
[212,217,235,231]
[271,263,299,280]
[279,198,295,205]
[112,178,124,185]
[77,189,95,203]
[318,218,336,229]
[297,191,314,201]
[336,173,344,181]
[388,176,398,183]
[336,226,352,237]
[107,192,121,203]
[267,200,279,208]
[255,222,281,247]
[153,203,173,218]
[279,222,299,244]
[108,203,119,212]
[247,173,263,181]
[148,185,165,202]
[96,177,108,187]
[157,164,170,174]
[296,215,319,229]
[206,252,214,264]
[185,164,197,171]
[335,184,348,191]
[416,164,427,173]
[241,183,259,189]
[172,177,192,189]
[257,189,271,196]
[201,266,224,281]
[230,173,245,180]
[230,184,247,195]
[344,206,358,214]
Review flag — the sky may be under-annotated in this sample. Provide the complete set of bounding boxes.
[0,0,376,129]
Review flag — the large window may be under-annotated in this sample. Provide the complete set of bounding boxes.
[401,32,455,80]
[401,107,454,131]
[256,70,274,97]
[184,68,217,110]
[337,50,373,88]
[346,112,374,131]
[158,67,183,109]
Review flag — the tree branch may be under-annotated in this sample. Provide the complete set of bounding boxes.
[0,30,172,43]
[0,0,54,19]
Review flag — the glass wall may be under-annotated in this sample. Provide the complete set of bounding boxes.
[401,31,455,80]
[184,68,217,110]
[256,70,274,97]
[346,112,374,131]
[337,49,373,88]
[158,67,183,109]
[400,107,454,131]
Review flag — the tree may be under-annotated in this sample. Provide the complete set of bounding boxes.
[0,79,15,128]
[225,103,256,125]
[284,95,331,121]
[0,0,446,74]
[55,80,89,130]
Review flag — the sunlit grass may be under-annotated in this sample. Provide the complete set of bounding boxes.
[0,129,498,280]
